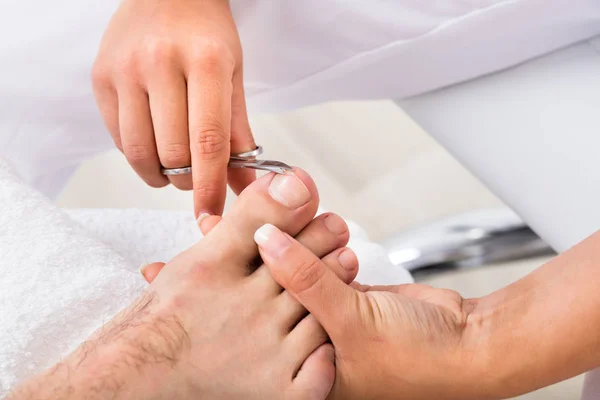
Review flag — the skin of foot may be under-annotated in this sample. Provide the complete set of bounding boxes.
[7,168,359,400]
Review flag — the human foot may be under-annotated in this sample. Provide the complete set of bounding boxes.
[143,169,360,399]
[17,168,357,400]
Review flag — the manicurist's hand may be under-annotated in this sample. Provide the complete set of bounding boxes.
[257,226,600,399]
[256,224,478,399]
[92,0,255,216]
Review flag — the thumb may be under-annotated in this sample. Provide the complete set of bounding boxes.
[255,224,357,337]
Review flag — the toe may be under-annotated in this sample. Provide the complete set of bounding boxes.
[284,314,330,377]
[180,168,319,278]
[251,213,351,293]
[288,343,336,400]
[276,247,359,331]
[140,262,166,283]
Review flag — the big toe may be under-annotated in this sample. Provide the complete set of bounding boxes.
[185,168,319,277]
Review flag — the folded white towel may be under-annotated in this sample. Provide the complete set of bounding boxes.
[0,158,146,394]
[0,157,411,395]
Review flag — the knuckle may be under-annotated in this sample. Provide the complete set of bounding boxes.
[91,61,111,88]
[124,144,155,165]
[230,132,256,152]
[288,259,325,294]
[160,142,191,167]
[191,125,228,160]
[143,39,177,69]
[193,179,223,199]
[192,39,235,70]
[114,53,139,78]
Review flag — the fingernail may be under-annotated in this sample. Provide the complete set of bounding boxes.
[197,213,210,226]
[268,173,311,209]
[139,263,149,276]
[337,249,357,271]
[324,214,347,235]
[254,224,292,257]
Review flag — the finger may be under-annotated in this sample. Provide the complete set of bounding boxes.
[255,224,357,337]
[149,67,192,190]
[197,214,222,234]
[118,83,169,188]
[187,55,234,217]
[277,247,359,332]
[91,68,122,151]
[251,212,352,290]
[140,262,166,283]
[228,70,256,195]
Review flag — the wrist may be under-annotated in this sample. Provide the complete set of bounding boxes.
[460,282,551,400]
[458,295,508,400]
[431,296,505,400]
[460,243,600,400]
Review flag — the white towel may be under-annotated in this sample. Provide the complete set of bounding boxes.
[0,157,411,395]
[68,208,412,286]
[0,158,147,394]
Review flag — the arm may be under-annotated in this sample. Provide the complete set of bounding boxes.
[467,229,600,398]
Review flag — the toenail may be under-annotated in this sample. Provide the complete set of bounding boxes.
[324,214,347,235]
[337,249,357,271]
[254,224,292,257]
[268,173,311,209]
[139,263,149,276]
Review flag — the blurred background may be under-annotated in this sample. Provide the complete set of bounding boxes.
[57,100,582,399]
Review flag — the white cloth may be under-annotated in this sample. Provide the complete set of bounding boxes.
[0,156,410,395]
[234,0,600,112]
[2,0,599,197]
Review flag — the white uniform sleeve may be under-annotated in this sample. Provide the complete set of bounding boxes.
[231,0,600,112]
